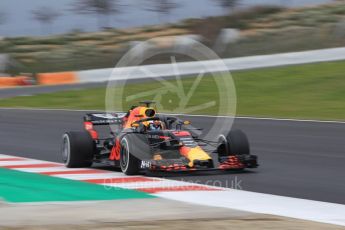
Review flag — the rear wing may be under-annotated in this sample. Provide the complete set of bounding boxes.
[84,113,125,125]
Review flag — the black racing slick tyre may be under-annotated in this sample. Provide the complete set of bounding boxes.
[217,129,250,156]
[119,135,141,175]
[62,131,94,168]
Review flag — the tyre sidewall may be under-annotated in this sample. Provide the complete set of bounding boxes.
[217,130,250,156]
[62,131,94,168]
[120,137,130,173]
[120,135,141,175]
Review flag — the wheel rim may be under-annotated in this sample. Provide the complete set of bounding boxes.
[217,134,228,156]
[120,139,129,172]
[62,134,70,163]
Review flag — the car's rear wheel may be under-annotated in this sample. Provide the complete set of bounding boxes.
[217,129,250,156]
[120,136,140,175]
[62,131,94,168]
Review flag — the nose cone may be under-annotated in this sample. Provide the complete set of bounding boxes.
[180,146,211,167]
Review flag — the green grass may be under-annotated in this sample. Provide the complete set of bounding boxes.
[1,60,345,121]
[0,168,153,203]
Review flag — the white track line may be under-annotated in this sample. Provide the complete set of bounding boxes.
[0,107,99,112]
[156,190,345,226]
[103,180,200,190]
[0,155,24,159]
[14,167,98,173]
[54,173,130,180]
[0,160,57,166]
[166,113,345,124]
[1,107,345,124]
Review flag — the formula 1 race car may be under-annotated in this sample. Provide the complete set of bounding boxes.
[61,101,258,175]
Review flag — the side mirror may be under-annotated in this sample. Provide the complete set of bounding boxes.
[183,120,191,125]
[131,123,139,128]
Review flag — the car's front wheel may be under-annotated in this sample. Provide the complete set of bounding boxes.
[217,129,250,157]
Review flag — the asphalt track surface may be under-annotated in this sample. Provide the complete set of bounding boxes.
[0,108,344,205]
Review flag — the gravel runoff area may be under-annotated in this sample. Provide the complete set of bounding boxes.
[0,198,343,230]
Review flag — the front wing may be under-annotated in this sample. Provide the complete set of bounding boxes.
[140,155,258,172]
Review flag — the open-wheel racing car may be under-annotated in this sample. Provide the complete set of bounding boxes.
[62,101,258,175]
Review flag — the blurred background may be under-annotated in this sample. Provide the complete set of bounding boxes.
[0,0,344,76]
